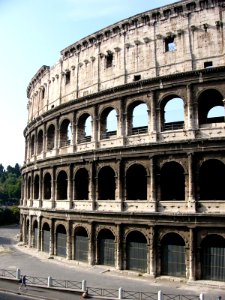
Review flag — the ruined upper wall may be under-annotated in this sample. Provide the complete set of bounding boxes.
[27,0,225,122]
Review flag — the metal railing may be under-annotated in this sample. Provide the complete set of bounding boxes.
[0,268,202,300]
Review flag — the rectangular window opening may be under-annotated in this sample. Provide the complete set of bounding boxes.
[204,61,213,68]
[133,75,141,81]
[106,52,113,68]
[165,36,176,52]
[65,71,71,84]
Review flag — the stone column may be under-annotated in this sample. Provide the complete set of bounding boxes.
[188,153,196,212]
[68,165,73,209]
[28,215,32,248]
[49,219,54,256]
[117,160,123,211]
[116,224,122,270]
[149,157,157,212]
[149,227,156,277]
[52,167,56,209]
[37,216,41,251]
[189,227,195,280]
[43,123,46,159]
[88,223,95,265]
[39,169,43,207]
[67,221,72,260]
[93,105,98,149]
[186,84,194,131]
[90,161,96,210]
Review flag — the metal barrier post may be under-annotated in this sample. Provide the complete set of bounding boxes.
[118,287,123,299]
[82,280,87,292]
[158,290,163,300]
[200,293,204,300]
[16,268,21,280]
[48,276,52,287]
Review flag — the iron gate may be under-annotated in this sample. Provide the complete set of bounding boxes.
[34,228,38,248]
[99,238,115,266]
[161,244,186,277]
[127,241,147,272]
[202,246,225,281]
[43,230,50,253]
[57,232,67,257]
[75,235,88,262]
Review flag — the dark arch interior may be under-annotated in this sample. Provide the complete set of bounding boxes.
[199,159,225,200]
[75,169,89,200]
[98,167,115,200]
[126,164,147,200]
[160,162,185,200]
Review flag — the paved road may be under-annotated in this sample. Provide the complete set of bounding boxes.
[0,225,225,300]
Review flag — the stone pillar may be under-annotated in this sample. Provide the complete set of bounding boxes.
[68,165,73,209]
[89,223,95,265]
[43,123,46,159]
[117,160,123,210]
[186,84,194,131]
[39,169,43,208]
[72,111,77,152]
[93,105,98,149]
[90,161,96,210]
[189,227,195,281]
[49,219,54,256]
[52,167,56,209]
[188,153,196,212]
[67,221,72,260]
[149,226,156,277]
[37,216,41,251]
[28,215,32,248]
[149,91,157,133]
[116,224,122,270]
[119,98,126,145]
[149,157,157,212]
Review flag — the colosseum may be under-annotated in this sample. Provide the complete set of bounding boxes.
[21,0,225,282]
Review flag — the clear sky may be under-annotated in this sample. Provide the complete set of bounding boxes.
[0,0,175,168]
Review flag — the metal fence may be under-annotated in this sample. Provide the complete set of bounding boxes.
[0,268,201,300]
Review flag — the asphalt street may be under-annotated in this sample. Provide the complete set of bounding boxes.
[0,225,225,300]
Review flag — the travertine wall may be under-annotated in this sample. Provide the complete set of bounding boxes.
[26,0,225,122]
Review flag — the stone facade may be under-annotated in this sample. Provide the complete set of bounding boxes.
[21,0,225,281]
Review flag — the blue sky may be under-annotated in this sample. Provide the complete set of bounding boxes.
[0,0,175,168]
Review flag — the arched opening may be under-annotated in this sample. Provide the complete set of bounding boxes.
[47,124,55,151]
[34,174,39,200]
[162,97,184,131]
[100,107,117,139]
[74,168,89,200]
[44,173,51,200]
[126,231,147,273]
[199,159,225,200]
[56,224,67,257]
[77,114,92,143]
[160,162,185,200]
[201,234,225,281]
[60,119,72,147]
[33,220,38,248]
[98,229,115,266]
[198,89,224,125]
[57,171,68,200]
[127,102,148,135]
[42,223,50,253]
[126,164,147,200]
[37,130,43,154]
[74,227,88,262]
[161,233,186,277]
[98,167,115,200]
